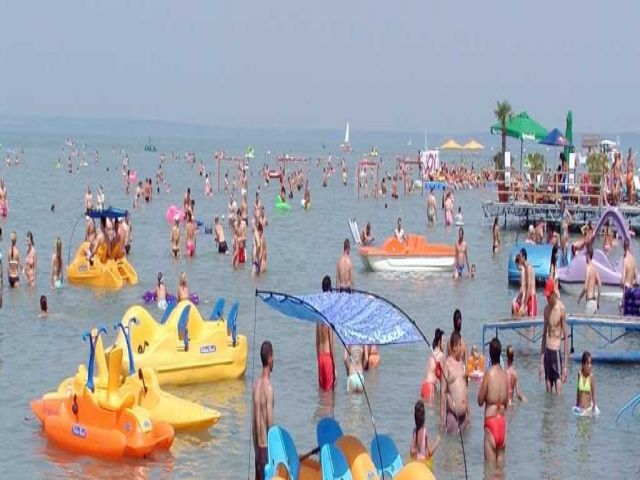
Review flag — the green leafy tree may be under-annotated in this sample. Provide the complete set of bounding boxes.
[493,100,513,175]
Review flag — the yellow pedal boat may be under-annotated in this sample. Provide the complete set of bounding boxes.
[109,301,248,386]
[67,241,138,289]
[41,325,220,431]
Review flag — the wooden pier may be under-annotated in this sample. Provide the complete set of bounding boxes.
[482,200,640,230]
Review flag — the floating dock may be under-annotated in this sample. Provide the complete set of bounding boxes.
[482,200,640,229]
[482,314,640,363]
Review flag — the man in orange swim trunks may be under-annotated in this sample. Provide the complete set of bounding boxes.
[317,276,337,391]
[477,337,508,471]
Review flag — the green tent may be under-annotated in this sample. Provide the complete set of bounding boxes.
[490,111,549,168]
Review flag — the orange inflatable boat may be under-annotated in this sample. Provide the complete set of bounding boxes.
[358,234,455,273]
[31,328,174,458]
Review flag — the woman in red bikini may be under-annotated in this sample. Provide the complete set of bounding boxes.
[477,337,508,471]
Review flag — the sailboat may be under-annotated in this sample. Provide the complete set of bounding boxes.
[340,122,352,153]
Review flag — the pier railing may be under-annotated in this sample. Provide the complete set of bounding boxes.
[486,168,617,207]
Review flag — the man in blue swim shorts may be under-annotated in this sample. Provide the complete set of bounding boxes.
[454,227,470,279]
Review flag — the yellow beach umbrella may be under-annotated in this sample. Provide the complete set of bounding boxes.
[440,139,463,150]
[463,139,484,150]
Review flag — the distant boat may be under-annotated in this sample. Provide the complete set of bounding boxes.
[144,136,157,152]
[340,122,352,153]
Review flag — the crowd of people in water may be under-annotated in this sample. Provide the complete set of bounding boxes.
[252,271,600,477]
[2,140,636,479]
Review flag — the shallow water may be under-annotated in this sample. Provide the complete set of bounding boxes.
[1,122,640,479]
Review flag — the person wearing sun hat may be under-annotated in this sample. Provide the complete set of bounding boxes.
[540,277,569,395]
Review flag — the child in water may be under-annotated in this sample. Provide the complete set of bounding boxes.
[409,400,440,471]
[576,351,597,412]
[156,272,167,310]
[505,345,527,405]
[466,345,485,378]
[39,295,48,318]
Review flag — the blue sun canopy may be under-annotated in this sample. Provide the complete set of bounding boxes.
[256,290,424,346]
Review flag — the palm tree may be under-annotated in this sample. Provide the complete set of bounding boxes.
[494,100,512,163]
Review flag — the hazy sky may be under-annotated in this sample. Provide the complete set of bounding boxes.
[1,1,638,133]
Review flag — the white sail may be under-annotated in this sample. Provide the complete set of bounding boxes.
[344,122,350,143]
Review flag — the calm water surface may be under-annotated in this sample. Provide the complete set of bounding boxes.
[1,124,639,479]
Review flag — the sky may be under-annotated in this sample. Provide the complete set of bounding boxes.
[0,1,638,134]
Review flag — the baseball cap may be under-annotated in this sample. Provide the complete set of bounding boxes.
[543,278,556,298]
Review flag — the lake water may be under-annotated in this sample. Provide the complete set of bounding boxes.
[1,119,640,479]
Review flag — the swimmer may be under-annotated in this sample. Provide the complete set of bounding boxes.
[394,217,406,243]
[122,212,132,255]
[427,188,437,226]
[421,328,445,402]
[39,295,48,318]
[477,337,507,470]
[360,222,374,246]
[344,344,366,394]
[409,400,440,469]
[84,186,93,211]
[470,264,476,278]
[170,218,180,258]
[96,185,105,210]
[236,209,247,265]
[252,341,274,480]
[467,345,485,377]
[336,239,354,292]
[454,227,469,279]
[444,191,454,226]
[621,239,637,290]
[177,272,189,302]
[214,216,228,254]
[317,276,337,391]
[492,216,501,253]
[576,351,597,412]
[50,237,63,290]
[520,248,537,317]
[24,231,37,288]
[540,278,569,394]
[252,222,263,276]
[440,331,470,434]
[156,272,167,310]
[455,206,463,225]
[577,247,600,314]
[505,345,527,405]
[447,309,468,367]
[7,231,21,288]
[185,211,196,257]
